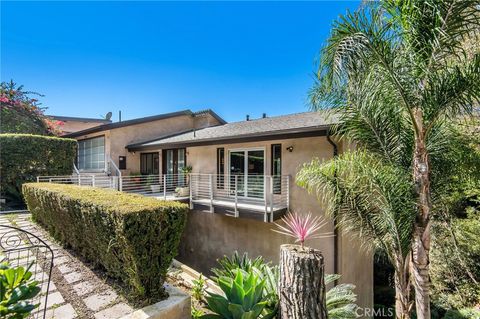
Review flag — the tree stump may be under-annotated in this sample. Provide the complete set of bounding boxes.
[279,244,328,319]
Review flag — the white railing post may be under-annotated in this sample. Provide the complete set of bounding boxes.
[189,174,193,209]
[92,175,96,187]
[163,175,167,200]
[49,178,52,183]
[264,176,268,222]
[119,176,123,191]
[269,176,274,222]
[36,176,40,183]
[286,175,290,210]
[209,174,214,213]
[234,175,238,217]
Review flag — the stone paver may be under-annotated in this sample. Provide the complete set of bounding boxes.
[64,271,83,283]
[94,303,134,319]
[53,255,70,266]
[72,281,96,296]
[45,303,78,319]
[2,212,139,319]
[84,290,118,311]
[44,291,65,308]
[58,264,73,274]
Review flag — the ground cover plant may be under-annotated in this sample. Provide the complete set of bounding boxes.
[22,183,188,301]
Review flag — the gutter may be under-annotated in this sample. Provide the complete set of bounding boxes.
[326,130,339,282]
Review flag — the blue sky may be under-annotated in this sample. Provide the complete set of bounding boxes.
[1,1,358,122]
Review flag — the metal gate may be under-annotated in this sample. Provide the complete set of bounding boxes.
[0,225,54,319]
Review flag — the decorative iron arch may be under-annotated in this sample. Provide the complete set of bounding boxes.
[0,224,54,319]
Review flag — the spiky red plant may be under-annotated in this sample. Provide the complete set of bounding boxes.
[272,212,332,248]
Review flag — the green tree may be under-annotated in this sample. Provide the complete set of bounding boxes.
[300,1,480,318]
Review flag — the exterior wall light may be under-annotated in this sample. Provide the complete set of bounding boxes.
[286,146,294,152]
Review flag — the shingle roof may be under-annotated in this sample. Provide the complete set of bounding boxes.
[127,111,338,150]
[49,115,112,123]
[64,109,226,138]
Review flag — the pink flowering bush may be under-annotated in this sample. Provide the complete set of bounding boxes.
[0,81,63,135]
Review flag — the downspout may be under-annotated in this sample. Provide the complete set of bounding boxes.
[326,130,339,283]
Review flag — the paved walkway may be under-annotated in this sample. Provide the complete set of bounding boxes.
[0,213,138,319]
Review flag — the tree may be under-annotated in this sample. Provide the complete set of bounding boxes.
[302,1,480,318]
[0,81,62,135]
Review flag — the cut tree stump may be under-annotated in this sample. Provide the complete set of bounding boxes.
[279,244,328,319]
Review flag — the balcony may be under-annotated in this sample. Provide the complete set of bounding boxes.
[37,173,290,222]
[189,174,289,222]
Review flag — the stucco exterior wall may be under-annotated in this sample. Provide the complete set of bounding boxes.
[73,113,223,174]
[59,120,107,135]
[176,136,373,311]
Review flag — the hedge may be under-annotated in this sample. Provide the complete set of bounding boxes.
[0,134,77,200]
[22,183,188,301]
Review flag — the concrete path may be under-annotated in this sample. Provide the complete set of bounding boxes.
[0,213,138,319]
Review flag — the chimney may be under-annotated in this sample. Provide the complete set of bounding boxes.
[246,115,250,121]
[262,113,267,118]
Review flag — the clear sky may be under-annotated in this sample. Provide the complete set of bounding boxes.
[1,1,358,123]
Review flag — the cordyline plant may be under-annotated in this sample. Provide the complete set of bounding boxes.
[272,212,332,249]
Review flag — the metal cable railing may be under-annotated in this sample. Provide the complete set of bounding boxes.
[190,173,290,221]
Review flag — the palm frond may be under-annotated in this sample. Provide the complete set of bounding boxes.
[296,151,416,268]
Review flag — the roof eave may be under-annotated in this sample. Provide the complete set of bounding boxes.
[126,125,331,152]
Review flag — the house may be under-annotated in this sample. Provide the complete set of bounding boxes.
[49,115,112,135]
[64,109,225,176]
[61,109,373,310]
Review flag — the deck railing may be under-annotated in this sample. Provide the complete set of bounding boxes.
[119,174,187,198]
[36,175,114,188]
[189,173,290,221]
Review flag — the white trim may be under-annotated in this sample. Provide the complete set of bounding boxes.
[227,147,266,200]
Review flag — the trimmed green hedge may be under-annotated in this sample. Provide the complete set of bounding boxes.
[0,134,77,200]
[23,183,188,300]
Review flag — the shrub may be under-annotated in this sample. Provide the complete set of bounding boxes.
[0,134,77,200]
[22,183,188,301]
[0,261,41,318]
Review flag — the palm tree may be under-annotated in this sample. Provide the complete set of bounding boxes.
[298,152,416,318]
[302,1,480,318]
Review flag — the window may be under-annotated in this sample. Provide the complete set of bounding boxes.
[140,153,159,175]
[78,136,105,170]
[162,149,186,175]
[271,144,281,194]
[217,148,224,188]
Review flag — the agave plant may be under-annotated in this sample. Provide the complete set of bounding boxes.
[272,212,333,248]
[201,270,276,319]
[214,252,358,319]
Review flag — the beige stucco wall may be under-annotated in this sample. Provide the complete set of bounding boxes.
[73,113,223,174]
[60,120,107,135]
[176,136,373,311]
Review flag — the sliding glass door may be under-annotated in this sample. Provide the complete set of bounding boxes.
[229,149,265,199]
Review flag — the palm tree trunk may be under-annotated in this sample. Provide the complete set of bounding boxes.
[394,257,411,319]
[412,119,431,319]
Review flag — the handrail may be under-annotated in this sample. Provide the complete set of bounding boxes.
[108,157,122,177]
[73,161,80,175]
